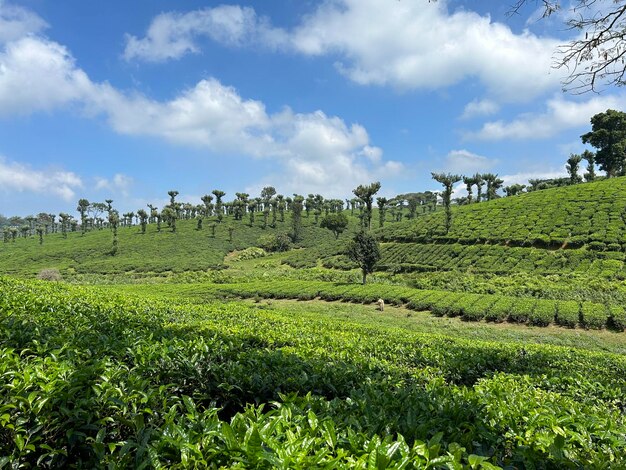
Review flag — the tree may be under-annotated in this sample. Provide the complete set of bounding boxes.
[582,149,596,181]
[36,226,44,245]
[353,182,381,230]
[463,176,476,204]
[473,174,485,202]
[376,197,388,228]
[59,213,71,239]
[431,173,461,234]
[347,231,381,285]
[108,210,119,256]
[504,184,526,196]
[482,173,504,201]
[212,190,226,222]
[320,213,349,239]
[137,209,148,234]
[291,195,304,242]
[566,153,583,184]
[509,1,626,93]
[581,109,626,177]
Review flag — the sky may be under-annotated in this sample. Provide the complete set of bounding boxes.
[1,0,624,216]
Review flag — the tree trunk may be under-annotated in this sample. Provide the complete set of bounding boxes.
[362,270,367,285]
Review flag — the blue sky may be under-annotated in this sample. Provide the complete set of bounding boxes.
[1,0,623,216]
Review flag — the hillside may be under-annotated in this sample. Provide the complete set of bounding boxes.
[381,177,626,248]
[2,178,626,278]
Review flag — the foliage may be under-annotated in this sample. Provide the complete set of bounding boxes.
[346,231,381,284]
[257,232,292,253]
[230,247,267,261]
[320,212,349,239]
[1,277,625,468]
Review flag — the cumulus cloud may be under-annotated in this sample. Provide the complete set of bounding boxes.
[0,156,83,201]
[94,173,134,196]
[0,27,397,196]
[0,0,47,44]
[466,94,626,140]
[443,149,497,173]
[123,5,287,62]
[124,1,562,101]
[460,99,500,119]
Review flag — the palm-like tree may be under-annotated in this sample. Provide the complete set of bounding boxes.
[137,209,148,234]
[353,182,381,230]
[376,197,388,228]
[431,173,461,234]
[77,198,90,235]
[212,190,226,223]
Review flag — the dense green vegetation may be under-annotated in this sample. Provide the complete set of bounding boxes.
[4,176,626,467]
[2,277,625,468]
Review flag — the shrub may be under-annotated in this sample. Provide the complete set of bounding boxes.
[36,268,63,281]
[588,241,607,251]
[230,247,267,261]
[485,296,515,322]
[529,300,556,326]
[608,306,626,331]
[258,232,292,252]
[556,301,580,328]
[508,298,536,324]
[580,302,608,329]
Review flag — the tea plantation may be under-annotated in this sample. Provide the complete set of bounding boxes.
[3,178,626,467]
[2,277,625,468]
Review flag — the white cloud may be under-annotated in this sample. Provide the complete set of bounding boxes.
[0,1,47,44]
[443,149,496,173]
[460,99,499,119]
[0,30,398,197]
[123,5,287,62]
[94,173,134,196]
[467,94,626,140]
[0,156,83,201]
[125,1,562,101]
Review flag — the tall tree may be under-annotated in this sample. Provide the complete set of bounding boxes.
[108,210,119,256]
[482,173,504,201]
[353,182,381,230]
[200,195,214,218]
[582,149,597,182]
[431,173,461,234]
[347,231,381,285]
[504,184,526,196]
[76,199,90,235]
[473,173,485,202]
[566,153,583,184]
[137,209,148,234]
[581,109,626,177]
[291,195,304,242]
[376,197,388,228]
[212,190,226,223]
[463,176,476,204]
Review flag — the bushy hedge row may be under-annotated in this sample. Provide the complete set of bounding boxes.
[201,280,626,331]
[378,242,626,276]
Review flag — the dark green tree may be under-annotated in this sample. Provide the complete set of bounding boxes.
[504,184,526,196]
[376,197,388,228]
[566,153,583,184]
[137,209,148,234]
[353,182,381,230]
[320,213,349,239]
[581,109,626,177]
[582,149,597,181]
[212,190,226,222]
[347,231,381,285]
[291,195,304,242]
[431,173,461,234]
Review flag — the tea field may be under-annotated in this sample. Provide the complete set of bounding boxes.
[2,277,626,468]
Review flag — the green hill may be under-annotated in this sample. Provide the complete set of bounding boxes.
[3,177,626,278]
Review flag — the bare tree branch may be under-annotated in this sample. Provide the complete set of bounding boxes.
[509,1,626,93]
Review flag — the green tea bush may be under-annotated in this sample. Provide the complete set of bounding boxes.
[580,301,608,329]
[529,300,556,326]
[556,301,580,328]
[608,305,626,331]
